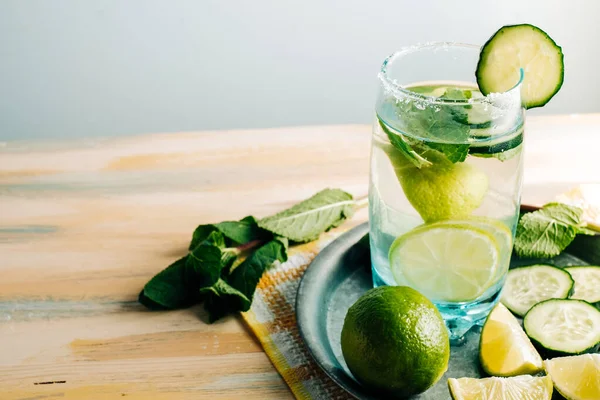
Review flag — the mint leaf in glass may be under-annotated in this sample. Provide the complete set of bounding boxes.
[423,141,470,163]
[377,88,474,166]
[398,89,472,143]
[378,118,432,168]
[515,203,594,258]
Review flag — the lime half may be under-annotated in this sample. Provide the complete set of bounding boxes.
[389,221,501,302]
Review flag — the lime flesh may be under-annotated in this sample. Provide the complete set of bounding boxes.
[448,375,553,400]
[397,149,488,223]
[379,142,489,223]
[479,303,543,376]
[544,354,600,400]
[389,221,501,302]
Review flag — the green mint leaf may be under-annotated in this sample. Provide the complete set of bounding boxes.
[394,99,471,144]
[441,88,473,107]
[139,256,199,309]
[378,91,472,165]
[514,203,588,258]
[423,142,470,163]
[202,238,288,322]
[201,279,250,323]
[257,189,355,242]
[378,118,432,169]
[187,231,238,288]
[189,215,267,251]
[228,237,288,305]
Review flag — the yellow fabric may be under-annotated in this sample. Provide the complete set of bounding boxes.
[241,231,352,400]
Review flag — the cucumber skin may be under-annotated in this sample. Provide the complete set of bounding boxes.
[468,133,523,155]
[524,299,600,357]
[476,23,565,109]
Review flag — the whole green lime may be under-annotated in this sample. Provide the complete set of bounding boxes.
[340,286,450,398]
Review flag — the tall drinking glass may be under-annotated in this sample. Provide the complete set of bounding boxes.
[369,43,524,342]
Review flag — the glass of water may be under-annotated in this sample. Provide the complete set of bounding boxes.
[369,43,524,342]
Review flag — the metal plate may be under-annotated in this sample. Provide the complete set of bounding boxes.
[296,222,595,399]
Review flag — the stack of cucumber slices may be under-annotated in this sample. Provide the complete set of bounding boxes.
[502,264,600,355]
[449,24,600,400]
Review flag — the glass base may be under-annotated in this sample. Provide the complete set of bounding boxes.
[372,266,502,345]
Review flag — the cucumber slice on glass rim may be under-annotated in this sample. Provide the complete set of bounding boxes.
[476,24,564,109]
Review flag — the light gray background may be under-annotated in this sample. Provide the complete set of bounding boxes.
[1,0,598,140]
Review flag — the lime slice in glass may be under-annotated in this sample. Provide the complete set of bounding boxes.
[389,221,501,302]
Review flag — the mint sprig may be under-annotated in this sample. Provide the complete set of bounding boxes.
[514,202,596,258]
[189,215,267,251]
[377,88,474,166]
[139,188,362,321]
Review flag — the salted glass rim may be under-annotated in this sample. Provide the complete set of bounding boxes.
[378,42,524,104]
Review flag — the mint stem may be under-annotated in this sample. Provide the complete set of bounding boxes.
[235,239,264,254]
[354,195,369,210]
[230,196,368,252]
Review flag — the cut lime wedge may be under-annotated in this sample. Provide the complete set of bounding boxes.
[389,221,501,302]
[480,303,543,377]
[544,354,600,400]
[448,375,553,400]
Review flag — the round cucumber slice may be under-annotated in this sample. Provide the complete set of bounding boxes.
[500,264,574,317]
[565,266,600,303]
[524,299,600,355]
[476,24,564,109]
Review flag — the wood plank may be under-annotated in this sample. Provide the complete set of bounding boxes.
[0,117,598,399]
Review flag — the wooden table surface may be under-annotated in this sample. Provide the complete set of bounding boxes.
[1,115,599,400]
